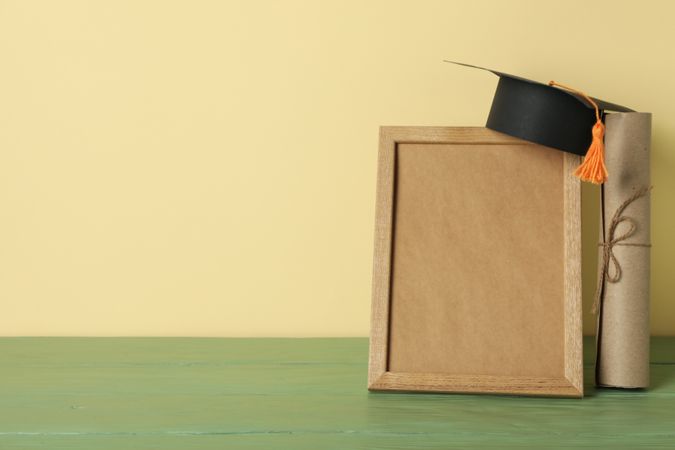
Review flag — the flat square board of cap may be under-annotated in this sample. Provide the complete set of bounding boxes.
[368,126,583,398]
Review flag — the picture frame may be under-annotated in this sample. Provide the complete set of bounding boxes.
[368,127,583,397]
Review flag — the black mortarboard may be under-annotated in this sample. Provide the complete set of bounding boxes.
[445,61,633,158]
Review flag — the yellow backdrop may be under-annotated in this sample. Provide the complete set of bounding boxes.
[1,0,673,336]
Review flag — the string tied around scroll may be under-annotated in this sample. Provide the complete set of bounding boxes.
[592,186,652,314]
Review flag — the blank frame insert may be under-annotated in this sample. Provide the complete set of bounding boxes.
[368,127,583,397]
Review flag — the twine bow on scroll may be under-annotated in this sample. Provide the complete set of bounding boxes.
[592,186,652,314]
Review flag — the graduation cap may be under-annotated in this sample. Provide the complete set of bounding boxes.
[446,61,633,184]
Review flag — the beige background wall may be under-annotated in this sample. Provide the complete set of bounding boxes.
[1,0,673,336]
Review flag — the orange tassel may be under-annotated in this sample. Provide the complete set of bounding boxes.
[548,81,608,184]
[574,120,608,184]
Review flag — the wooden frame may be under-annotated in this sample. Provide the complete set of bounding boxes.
[368,127,582,397]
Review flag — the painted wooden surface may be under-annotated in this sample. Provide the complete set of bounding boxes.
[0,337,674,449]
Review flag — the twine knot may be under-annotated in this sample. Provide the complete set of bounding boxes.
[592,186,652,314]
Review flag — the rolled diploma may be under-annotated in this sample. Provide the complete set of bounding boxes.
[595,112,651,388]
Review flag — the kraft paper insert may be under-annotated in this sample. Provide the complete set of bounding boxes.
[368,127,583,397]
[595,112,652,389]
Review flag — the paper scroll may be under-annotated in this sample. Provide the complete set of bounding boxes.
[595,112,652,389]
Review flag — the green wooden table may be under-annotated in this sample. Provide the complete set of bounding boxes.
[1,337,674,449]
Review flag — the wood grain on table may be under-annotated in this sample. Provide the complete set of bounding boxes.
[0,337,674,449]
